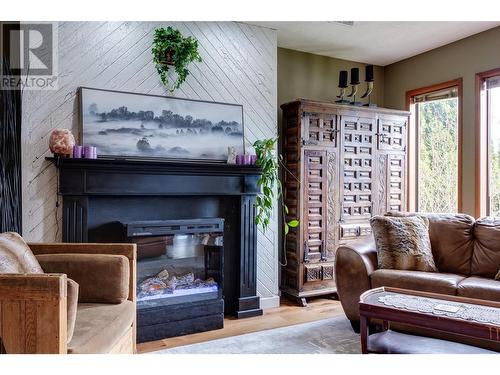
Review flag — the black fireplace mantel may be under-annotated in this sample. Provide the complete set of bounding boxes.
[48,157,263,318]
[48,157,261,196]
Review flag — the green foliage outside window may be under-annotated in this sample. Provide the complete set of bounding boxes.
[488,87,500,216]
[417,98,458,213]
[489,139,500,216]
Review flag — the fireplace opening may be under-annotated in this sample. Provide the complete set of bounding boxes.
[123,218,225,342]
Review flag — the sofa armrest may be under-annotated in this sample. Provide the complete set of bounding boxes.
[36,253,130,304]
[335,238,378,322]
[0,273,67,353]
[28,243,136,303]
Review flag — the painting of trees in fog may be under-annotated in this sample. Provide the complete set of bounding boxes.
[80,87,244,161]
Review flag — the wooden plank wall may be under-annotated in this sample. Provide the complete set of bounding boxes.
[21,21,279,308]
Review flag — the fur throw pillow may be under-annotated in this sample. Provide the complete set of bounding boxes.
[370,215,438,272]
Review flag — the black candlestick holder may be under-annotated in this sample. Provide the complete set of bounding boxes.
[348,84,363,106]
[361,81,376,107]
[335,70,350,104]
[335,87,350,104]
[361,65,377,107]
[347,68,362,106]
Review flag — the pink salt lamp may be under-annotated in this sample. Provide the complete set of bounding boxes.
[49,128,75,157]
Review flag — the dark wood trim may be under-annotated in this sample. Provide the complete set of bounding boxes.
[475,67,500,217]
[405,78,463,212]
[404,95,414,212]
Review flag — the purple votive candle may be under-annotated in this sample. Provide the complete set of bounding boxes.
[243,154,251,165]
[72,145,83,158]
[236,154,243,165]
[82,145,92,158]
[250,155,257,165]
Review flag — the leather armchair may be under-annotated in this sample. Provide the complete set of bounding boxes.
[0,241,137,354]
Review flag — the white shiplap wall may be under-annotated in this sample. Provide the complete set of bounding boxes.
[21,21,279,309]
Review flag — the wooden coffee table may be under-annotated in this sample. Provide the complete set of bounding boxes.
[359,287,500,354]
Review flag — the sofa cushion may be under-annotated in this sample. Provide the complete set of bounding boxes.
[457,276,500,302]
[425,214,475,275]
[472,218,500,279]
[0,232,43,273]
[68,300,134,354]
[370,215,437,272]
[370,269,465,295]
[37,253,130,303]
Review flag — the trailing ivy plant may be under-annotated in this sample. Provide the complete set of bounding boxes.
[152,26,202,92]
[253,138,299,235]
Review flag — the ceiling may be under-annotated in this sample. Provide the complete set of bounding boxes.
[248,21,500,66]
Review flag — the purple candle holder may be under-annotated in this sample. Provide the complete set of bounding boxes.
[243,154,251,165]
[250,155,257,165]
[72,145,83,159]
[236,154,243,165]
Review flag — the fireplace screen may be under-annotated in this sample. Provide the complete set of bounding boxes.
[125,219,224,310]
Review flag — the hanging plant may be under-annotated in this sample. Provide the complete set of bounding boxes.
[152,26,202,92]
[253,138,299,235]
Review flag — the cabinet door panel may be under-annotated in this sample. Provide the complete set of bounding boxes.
[387,153,406,211]
[303,113,338,147]
[375,152,406,214]
[325,150,338,260]
[303,149,327,263]
[340,116,376,223]
[378,117,407,151]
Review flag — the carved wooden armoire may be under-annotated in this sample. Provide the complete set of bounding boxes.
[280,99,410,305]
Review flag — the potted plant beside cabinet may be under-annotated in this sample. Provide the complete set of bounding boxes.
[253,138,299,236]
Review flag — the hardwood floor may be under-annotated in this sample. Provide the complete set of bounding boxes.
[137,297,344,353]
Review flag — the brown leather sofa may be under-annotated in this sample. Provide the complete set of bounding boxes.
[0,233,137,354]
[335,213,500,351]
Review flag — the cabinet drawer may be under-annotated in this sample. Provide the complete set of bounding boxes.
[340,224,359,239]
[304,264,336,282]
[359,224,372,236]
[340,223,372,239]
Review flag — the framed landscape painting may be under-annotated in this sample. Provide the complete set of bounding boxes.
[79,87,244,161]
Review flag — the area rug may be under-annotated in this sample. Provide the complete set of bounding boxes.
[153,315,360,354]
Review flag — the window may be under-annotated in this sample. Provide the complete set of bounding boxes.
[477,69,500,217]
[406,79,463,213]
[487,76,500,215]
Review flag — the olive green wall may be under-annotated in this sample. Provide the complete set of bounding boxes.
[278,47,385,119]
[384,26,500,216]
